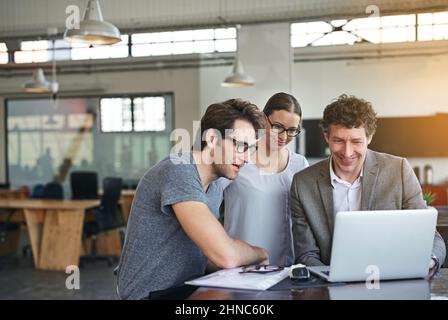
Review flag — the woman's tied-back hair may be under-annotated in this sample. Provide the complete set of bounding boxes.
[263,92,302,118]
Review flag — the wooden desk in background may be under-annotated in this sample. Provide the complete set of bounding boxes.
[0,199,100,271]
[0,188,27,200]
[119,190,135,224]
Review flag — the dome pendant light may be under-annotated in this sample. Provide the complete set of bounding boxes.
[64,0,121,45]
[222,25,255,87]
[24,68,52,93]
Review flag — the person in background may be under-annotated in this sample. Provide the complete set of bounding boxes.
[223,92,309,267]
[118,99,269,300]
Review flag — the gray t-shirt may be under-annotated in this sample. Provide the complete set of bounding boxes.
[117,153,223,300]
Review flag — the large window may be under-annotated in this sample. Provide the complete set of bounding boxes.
[133,97,166,132]
[14,40,51,63]
[291,11,448,47]
[100,98,133,132]
[0,43,8,64]
[131,27,236,57]
[417,11,448,41]
[99,96,167,132]
[6,95,173,193]
[14,36,129,63]
[12,26,236,64]
[71,35,129,60]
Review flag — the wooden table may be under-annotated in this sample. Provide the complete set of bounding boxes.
[0,199,100,271]
[0,188,27,199]
[188,269,448,300]
[119,190,135,224]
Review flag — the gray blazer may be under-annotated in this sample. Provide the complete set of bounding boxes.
[291,149,446,266]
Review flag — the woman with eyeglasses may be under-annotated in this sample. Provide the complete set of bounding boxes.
[221,92,309,267]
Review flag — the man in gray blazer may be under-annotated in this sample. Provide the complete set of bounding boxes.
[291,94,446,272]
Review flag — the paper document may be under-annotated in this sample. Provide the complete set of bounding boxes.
[185,267,290,291]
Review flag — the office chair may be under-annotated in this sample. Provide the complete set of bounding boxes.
[70,171,98,200]
[82,177,124,266]
[18,185,31,199]
[30,184,45,198]
[0,213,20,268]
[42,182,64,200]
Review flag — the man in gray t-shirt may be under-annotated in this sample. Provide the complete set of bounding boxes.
[118,99,269,299]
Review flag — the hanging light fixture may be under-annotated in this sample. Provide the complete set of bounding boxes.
[24,38,59,94]
[23,68,52,93]
[222,25,255,87]
[47,38,59,125]
[64,0,121,45]
[221,58,255,87]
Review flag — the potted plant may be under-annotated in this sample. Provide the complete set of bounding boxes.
[423,191,438,206]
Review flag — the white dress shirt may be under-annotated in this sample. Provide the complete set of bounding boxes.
[329,158,363,217]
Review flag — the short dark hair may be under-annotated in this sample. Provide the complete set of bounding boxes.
[194,99,264,151]
[319,94,377,137]
[263,92,302,118]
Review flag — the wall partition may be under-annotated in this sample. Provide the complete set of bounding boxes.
[6,93,173,194]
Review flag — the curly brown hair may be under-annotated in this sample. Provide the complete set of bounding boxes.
[319,94,377,137]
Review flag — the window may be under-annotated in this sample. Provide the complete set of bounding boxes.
[6,96,173,190]
[100,96,167,132]
[0,42,9,64]
[15,40,51,63]
[345,14,416,44]
[418,12,448,41]
[71,35,129,60]
[52,39,72,61]
[100,98,133,132]
[10,26,236,64]
[131,27,236,57]
[133,97,166,131]
[14,35,129,63]
[291,11,448,47]
[0,43,8,64]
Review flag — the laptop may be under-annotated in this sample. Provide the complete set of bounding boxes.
[308,208,438,283]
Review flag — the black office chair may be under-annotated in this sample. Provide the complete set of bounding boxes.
[30,184,45,198]
[70,171,98,200]
[0,211,20,268]
[41,182,64,199]
[82,177,123,266]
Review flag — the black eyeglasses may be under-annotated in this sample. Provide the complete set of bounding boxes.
[239,265,284,274]
[227,137,257,154]
[267,117,301,137]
